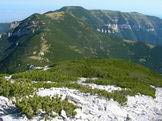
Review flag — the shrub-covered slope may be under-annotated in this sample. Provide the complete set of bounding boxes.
[2,59,162,102]
[1,59,162,119]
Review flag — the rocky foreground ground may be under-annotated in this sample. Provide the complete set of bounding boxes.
[0,78,162,121]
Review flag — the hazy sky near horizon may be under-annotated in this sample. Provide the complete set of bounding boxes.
[1,0,162,22]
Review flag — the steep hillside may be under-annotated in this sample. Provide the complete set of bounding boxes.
[59,6,162,45]
[0,7,162,73]
[0,34,10,59]
[93,11,162,45]
[0,23,10,57]
[0,21,19,61]
[0,12,113,72]
[0,23,10,33]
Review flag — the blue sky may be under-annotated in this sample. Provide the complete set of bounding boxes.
[0,0,162,22]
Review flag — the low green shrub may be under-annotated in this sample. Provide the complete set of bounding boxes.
[16,95,76,119]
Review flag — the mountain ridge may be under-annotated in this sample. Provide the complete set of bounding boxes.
[0,6,162,73]
[62,6,162,45]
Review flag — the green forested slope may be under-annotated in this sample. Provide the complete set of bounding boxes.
[0,7,162,73]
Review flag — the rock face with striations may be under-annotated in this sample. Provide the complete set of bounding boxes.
[60,6,162,45]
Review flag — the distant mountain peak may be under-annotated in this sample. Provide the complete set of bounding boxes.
[59,6,86,11]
